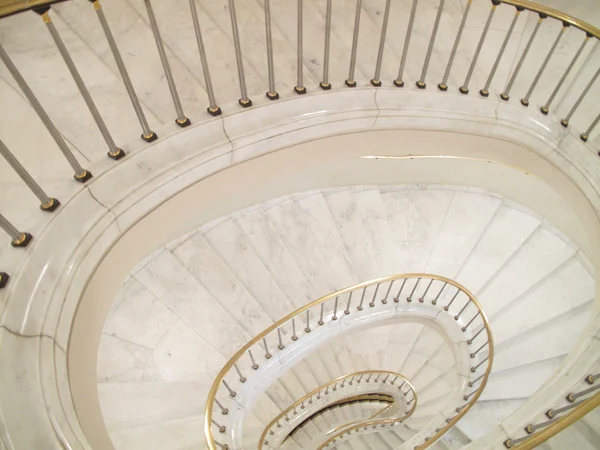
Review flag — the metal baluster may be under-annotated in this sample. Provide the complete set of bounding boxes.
[369,283,380,307]
[382,280,394,304]
[459,1,497,94]
[143,0,190,126]
[248,349,259,369]
[215,399,229,415]
[417,0,445,89]
[357,374,363,383]
[454,300,471,320]
[0,214,32,247]
[214,439,229,449]
[332,297,338,320]
[541,34,591,115]
[295,0,307,94]
[37,7,125,159]
[0,43,92,182]
[438,0,472,91]
[463,389,478,401]
[501,13,546,101]
[566,383,600,402]
[222,380,236,397]
[382,374,390,383]
[395,0,419,87]
[371,0,391,86]
[468,373,485,387]
[277,328,284,349]
[345,291,353,314]
[444,289,460,311]
[189,0,221,115]
[263,338,272,359]
[90,0,157,142]
[525,417,559,435]
[212,419,226,433]
[0,139,59,211]
[419,279,433,302]
[0,272,8,289]
[320,0,333,90]
[228,0,252,106]
[333,382,338,391]
[357,287,367,310]
[432,282,446,305]
[471,356,488,372]
[345,0,363,87]
[341,378,346,388]
[561,66,600,127]
[366,374,372,382]
[504,436,529,448]
[407,277,420,302]
[394,279,408,302]
[263,0,279,99]
[305,310,311,332]
[586,373,600,384]
[580,111,600,143]
[467,325,485,344]
[292,318,298,340]
[234,364,247,382]
[318,303,325,325]
[349,376,355,385]
[546,399,584,418]
[521,23,569,106]
[391,376,397,385]
[480,6,522,97]
[462,312,479,331]
[375,373,381,382]
[470,341,488,358]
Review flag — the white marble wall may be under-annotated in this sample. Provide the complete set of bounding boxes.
[96,184,594,449]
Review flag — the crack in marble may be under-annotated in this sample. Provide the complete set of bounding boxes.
[0,325,66,353]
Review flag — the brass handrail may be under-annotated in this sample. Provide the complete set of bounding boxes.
[499,0,600,38]
[259,370,415,448]
[325,400,396,437]
[204,274,494,450]
[0,0,67,18]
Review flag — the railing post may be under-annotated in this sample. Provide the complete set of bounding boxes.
[394,0,419,87]
[144,0,191,126]
[501,13,546,101]
[541,34,591,115]
[439,0,471,91]
[480,6,522,97]
[0,214,33,247]
[0,139,59,212]
[580,112,600,142]
[263,0,279,100]
[189,0,222,116]
[295,0,307,94]
[89,0,158,142]
[560,65,600,128]
[521,23,569,106]
[371,0,391,87]
[0,43,92,182]
[320,0,333,90]
[228,0,252,107]
[459,1,497,95]
[345,0,362,87]
[417,0,445,89]
[36,6,125,160]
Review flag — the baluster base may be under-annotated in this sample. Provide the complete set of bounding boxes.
[141,132,158,143]
[394,80,405,88]
[266,91,280,101]
[459,86,469,95]
[520,98,529,107]
[0,272,9,289]
[11,232,33,248]
[479,89,489,97]
[438,83,448,91]
[345,79,357,88]
[540,106,549,115]
[40,198,61,212]
[73,170,93,183]
[560,119,569,128]
[416,81,426,89]
[500,93,509,101]
[239,98,253,108]
[175,117,192,128]
[319,82,332,90]
[208,106,223,116]
[370,79,382,87]
[107,148,126,161]
[294,86,307,95]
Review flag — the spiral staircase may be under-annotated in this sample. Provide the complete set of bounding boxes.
[0,0,600,450]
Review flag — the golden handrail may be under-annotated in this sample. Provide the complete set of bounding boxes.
[499,1,600,38]
[259,370,415,449]
[204,274,494,450]
[0,0,66,18]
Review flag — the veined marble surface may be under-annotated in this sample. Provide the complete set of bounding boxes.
[0,79,598,450]
[96,184,594,449]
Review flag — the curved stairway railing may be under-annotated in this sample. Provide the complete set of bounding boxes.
[204,274,493,450]
[0,0,598,448]
[259,370,416,449]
